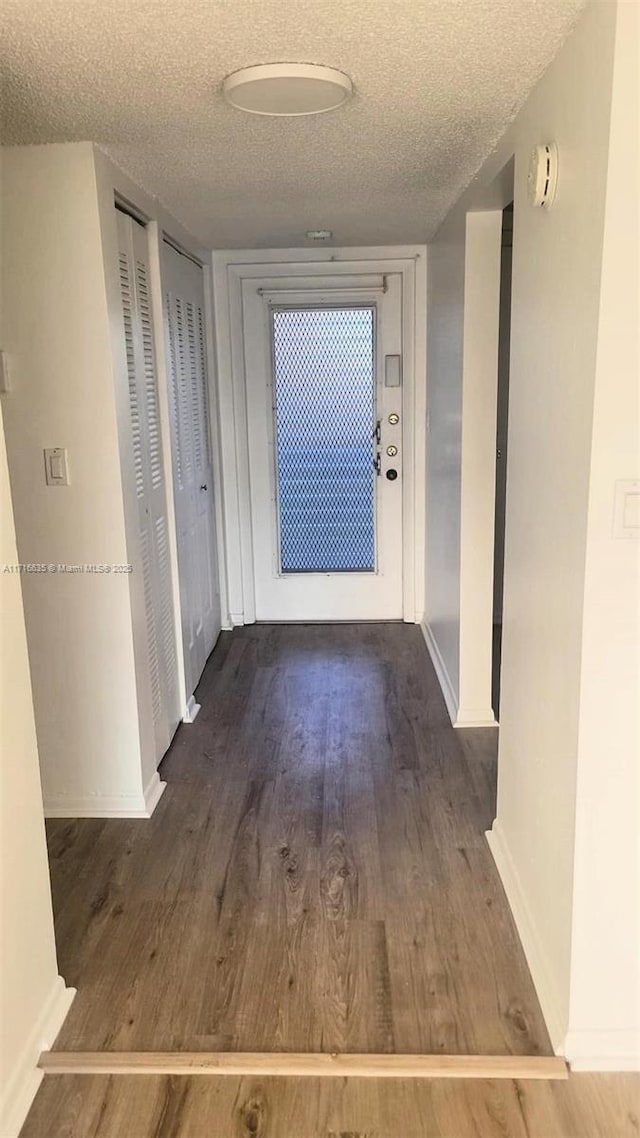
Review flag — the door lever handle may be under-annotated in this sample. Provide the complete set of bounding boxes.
[373,453,381,476]
[373,420,381,445]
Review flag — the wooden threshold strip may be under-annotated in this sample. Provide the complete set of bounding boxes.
[39,1051,568,1081]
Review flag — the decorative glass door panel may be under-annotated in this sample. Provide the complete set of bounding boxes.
[271,307,375,573]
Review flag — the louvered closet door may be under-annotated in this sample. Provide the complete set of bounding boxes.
[117,209,180,762]
[163,241,221,700]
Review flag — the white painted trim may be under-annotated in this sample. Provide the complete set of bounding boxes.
[420,621,459,725]
[212,248,427,626]
[0,976,75,1138]
[202,259,230,632]
[214,245,424,264]
[486,821,566,1054]
[143,771,166,815]
[564,1031,640,1072]
[412,252,427,623]
[43,773,165,819]
[182,695,201,724]
[458,210,503,723]
[455,707,498,728]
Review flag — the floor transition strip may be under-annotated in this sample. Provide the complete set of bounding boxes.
[39,1052,569,1080]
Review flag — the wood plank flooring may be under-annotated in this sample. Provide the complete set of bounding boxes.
[44,624,549,1058]
[20,1073,640,1137]
[21,624,640,1135]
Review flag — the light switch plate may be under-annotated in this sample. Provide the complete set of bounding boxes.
[44,447,69,486]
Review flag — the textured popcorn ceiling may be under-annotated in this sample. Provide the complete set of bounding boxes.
[1,0,585,247]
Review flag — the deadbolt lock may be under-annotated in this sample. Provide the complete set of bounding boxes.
[388,412,400,425]
[386,445,398,457]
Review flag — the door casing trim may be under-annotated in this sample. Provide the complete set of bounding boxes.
[212,248,427,626]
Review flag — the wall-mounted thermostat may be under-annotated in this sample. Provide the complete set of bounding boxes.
[527,143,559,209]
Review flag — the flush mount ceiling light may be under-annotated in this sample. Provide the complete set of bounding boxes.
[222,63,352,117]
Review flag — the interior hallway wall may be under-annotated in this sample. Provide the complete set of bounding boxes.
[425,0,625,1059]
[0,143,146,814]
[457,210,502,725]
[566,0,640,1068]
[0,405,74,1138]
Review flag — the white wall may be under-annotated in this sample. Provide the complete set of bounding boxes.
[493,219,513,626]
[492,0,617,1050]
[0,143,147,814]
[0,404,74,1138]
[1,142,224,815]
[566,0,640,1069]
[425,238,464,703]
[458,210,502,725]
[425,0,638,1063]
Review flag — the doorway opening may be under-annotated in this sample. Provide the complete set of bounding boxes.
[492,203,513,719]
[240,271,407,622]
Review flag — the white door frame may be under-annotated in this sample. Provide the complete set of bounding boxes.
[212,247,427,626]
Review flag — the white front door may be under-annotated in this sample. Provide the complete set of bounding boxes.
[162,242,221,699]
[243,276,404,621]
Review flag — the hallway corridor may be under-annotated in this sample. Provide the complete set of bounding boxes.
[20,625,640,1135]
[45,624,548,1054]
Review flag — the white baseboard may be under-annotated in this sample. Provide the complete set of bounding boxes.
[420,621,459,726]
[43,773,166,819]
[455,706,498,728]
[182,695,201,724]
[0,976,75,1138]
[142,771,166,816]
[564,1030,640,1072]
[486,821,566,1054]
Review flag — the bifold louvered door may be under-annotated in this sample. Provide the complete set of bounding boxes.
[162,241,221,699]
[117,209,179,761]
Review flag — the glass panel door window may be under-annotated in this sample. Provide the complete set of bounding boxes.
[271,306,376,573]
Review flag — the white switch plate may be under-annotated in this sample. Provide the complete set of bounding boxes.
[44,447,69,486]
[613,480,640,538]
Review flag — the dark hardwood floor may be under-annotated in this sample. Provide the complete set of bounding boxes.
[45,623,547,1057]
[20,624,640,1135]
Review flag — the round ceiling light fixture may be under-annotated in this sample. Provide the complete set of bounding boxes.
[222,63,352,117]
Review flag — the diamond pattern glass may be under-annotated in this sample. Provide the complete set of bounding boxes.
[272,307,376,573]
